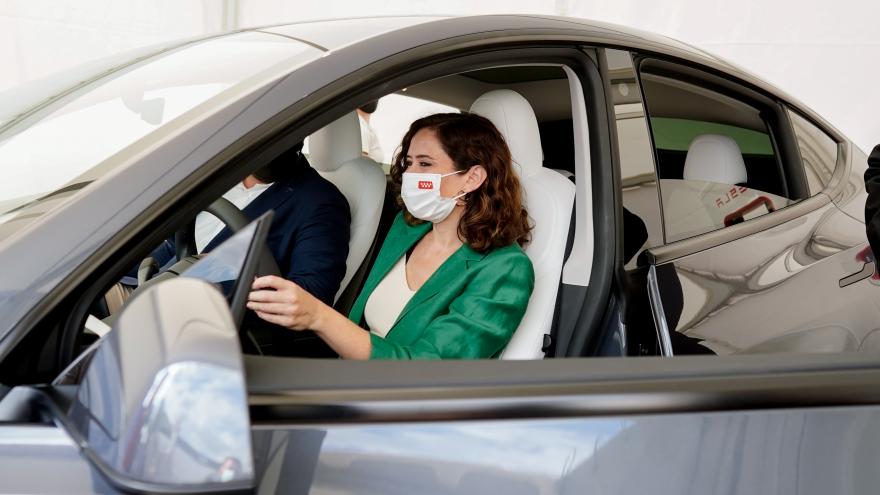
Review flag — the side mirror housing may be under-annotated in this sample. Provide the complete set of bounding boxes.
[67,277,253,492]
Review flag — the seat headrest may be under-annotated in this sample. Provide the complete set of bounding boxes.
[683,134,747,185]
[309,112,362,171]
[469,89,542,178]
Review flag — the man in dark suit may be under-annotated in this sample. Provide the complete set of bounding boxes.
[864,145,880,257]
[137,143,350,357]
[146,143,351,307]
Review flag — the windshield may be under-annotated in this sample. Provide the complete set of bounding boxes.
[0,38,186,128]
[0,31,321,233]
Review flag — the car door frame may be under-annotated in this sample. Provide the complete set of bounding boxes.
[40,47,618,376]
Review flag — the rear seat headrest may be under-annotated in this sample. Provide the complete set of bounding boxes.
[683,134,747,185]
[309,112,362,172]
[469,89,543,179]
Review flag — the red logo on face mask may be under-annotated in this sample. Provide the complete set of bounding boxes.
[418,181,433,190]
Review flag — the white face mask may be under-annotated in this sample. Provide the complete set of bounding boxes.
[401,171,465,223]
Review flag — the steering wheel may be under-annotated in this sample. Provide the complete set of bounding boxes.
[92,198,281,358]
[137,197,281,285]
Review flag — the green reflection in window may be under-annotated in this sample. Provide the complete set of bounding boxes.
[650,117,773,155]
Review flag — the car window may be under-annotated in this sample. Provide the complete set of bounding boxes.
[303,94,459,171]
[0,31,322,233]
[367,94,460,168]
[787,109,838,195]
[639,70,796,243]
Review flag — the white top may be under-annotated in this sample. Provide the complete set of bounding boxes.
[364,256,416,338]
[358,115,384,163]
[194,181,273,252]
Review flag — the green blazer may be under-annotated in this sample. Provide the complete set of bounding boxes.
[349,213,535,360]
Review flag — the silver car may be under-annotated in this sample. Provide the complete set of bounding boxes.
[1,15,879,494]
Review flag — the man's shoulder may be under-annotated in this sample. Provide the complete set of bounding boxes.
[276,168,350,213]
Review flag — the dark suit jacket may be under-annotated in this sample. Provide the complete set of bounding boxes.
[149,162,351,306]
[864,145,880,258]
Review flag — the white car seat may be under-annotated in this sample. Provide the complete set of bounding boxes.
[662,134,751,241]
[683,134,747,184]
[308,112,386,302]
[470,89,576,359]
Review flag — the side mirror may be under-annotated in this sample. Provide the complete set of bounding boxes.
[66,277,253,492]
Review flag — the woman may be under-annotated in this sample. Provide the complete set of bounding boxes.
[247,112,534,359]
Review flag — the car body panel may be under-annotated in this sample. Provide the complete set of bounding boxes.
[252,404,880,494]
[599,43,878,356]
[0,425,113,493]
[66,277,253,491]
[258,16,444,51]
[240,354,880,493]
[651,199,877,354]
[637,139,877,354]
[830,143,869,224]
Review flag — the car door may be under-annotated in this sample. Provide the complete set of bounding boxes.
[7,311,880,494]
[246,353,880,495]
[614,51,876,356]
[0,218,273,493]
[0,277,255,494]
[243,44,880,495]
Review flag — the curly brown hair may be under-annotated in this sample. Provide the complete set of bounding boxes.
[389,112,532,252]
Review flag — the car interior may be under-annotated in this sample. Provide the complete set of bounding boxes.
[19,52,823,382]
[294,64,588,360]
[60,63,594,367]
[0,48,847,394]
[400,68,583,359]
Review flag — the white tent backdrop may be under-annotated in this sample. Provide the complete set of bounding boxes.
[1,0,878,151]
[560,0,880,155]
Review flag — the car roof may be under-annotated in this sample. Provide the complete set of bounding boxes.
[5,14,753,150]
[246,14,832,132]
[2,14,836,145]
[250,15,751,87]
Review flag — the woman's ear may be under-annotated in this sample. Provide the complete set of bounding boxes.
[463,165,488,193]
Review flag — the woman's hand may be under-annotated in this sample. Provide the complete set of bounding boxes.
[247,275,372,359]
[247,275,326,330]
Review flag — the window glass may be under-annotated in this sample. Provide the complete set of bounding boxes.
[605,49,663,267]
[639,71,795,243]
[788,109,838,195]
[0,31,322,231]
[366,94,460,167]
[303,94,459,174]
